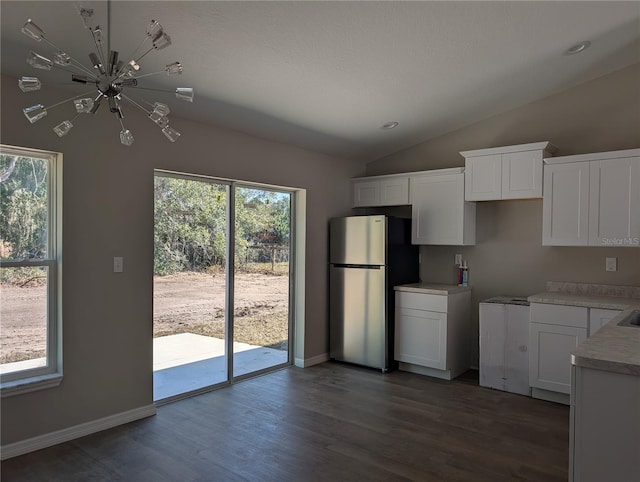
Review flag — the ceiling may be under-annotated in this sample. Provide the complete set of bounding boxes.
[1,1,639,162]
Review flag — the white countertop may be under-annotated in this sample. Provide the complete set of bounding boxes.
[394,283,472,295]
[572,307,640,377]
[528,291,634,310]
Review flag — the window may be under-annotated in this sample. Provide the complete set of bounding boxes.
[0,145,62,396]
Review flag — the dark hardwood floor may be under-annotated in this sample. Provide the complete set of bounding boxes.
[1,362,569,481]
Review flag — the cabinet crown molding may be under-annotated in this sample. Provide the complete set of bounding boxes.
[352,167,464,181]
[460,141,557,159]
[544,148,640,165]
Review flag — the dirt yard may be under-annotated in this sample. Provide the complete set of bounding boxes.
[1,272,290,364]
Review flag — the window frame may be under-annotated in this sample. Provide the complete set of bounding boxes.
[0,144,63,397]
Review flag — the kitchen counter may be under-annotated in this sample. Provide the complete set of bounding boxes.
[528,291,634,310]
[394,283,472,295]
[528,288,640,377]
[571,307,640,377]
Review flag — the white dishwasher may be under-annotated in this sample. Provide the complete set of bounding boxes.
[479,297,531,396]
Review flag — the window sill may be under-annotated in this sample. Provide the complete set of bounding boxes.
[1,373,63,398]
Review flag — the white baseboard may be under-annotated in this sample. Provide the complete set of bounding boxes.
[294,352,330,368]
[1,404,157,460]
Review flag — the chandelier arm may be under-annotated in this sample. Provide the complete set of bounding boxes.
[43,90,98,111]
[89,29,107,68]
[107,0,111,60]
[49,62,100,81]
[134,46,155,65]
[38,37,98,78]
[67,59,101,79]
[125,86,174,94]
[120,93,152,115]
[121,37,151,73]
[132,71,165,80]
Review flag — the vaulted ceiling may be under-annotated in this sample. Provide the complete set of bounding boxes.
[2,1,639,161]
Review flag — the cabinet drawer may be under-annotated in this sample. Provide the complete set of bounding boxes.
[530,303,588,328]
[396,291,447,313]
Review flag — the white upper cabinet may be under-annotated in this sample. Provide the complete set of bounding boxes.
[410,168,476,245]
[588,156,640,247]
[461,142,557,201]
[542,162,590,246]
[543,149,640,247]
[352,174,409,207]
[464,154,502,200]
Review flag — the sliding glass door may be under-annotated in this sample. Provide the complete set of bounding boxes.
[153,173,292,402]
[233,187,291,378]
[153,175,229,401]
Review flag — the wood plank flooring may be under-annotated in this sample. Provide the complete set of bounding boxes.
[1,362,569,481]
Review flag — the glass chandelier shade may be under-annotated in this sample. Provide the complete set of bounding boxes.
[19,4,194,146]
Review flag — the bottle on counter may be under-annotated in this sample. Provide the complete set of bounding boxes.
[461,261,469,286]
[457,262,464,286]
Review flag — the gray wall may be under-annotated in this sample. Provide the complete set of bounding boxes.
[0,75,365,445]
[367,63,640,366]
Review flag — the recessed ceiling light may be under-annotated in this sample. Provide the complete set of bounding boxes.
[564,41,591,55]
[381,121,399,130]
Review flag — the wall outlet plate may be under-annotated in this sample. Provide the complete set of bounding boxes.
[113,256,124,273]
[455,254,463,265]
[605,257,617,272]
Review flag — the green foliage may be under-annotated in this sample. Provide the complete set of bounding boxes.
[153,177,290,276]
[0,154,48,260]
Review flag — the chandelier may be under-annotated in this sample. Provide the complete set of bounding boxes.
[19,2,194,146]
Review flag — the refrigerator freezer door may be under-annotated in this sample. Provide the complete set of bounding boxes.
[329,265,387,369]
[329,215,386,265]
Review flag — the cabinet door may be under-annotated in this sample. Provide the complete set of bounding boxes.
[502,150,543,199]
[529,322,587,394]
[589,308,622,337]
[380,177,409,206]
[465,154,502,201]
[395,307,447,370]
[352,180,380,207]
[411,173,475,245]
[588,157,640,247]
[542,162,590,246]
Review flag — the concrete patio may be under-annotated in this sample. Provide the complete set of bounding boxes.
[153,333,288,401]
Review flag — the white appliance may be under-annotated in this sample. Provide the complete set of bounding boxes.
[479,297,531,396]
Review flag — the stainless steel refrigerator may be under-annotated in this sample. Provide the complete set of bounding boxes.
[329,215,419,371]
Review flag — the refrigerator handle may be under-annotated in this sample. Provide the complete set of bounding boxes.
[332,264,381,269]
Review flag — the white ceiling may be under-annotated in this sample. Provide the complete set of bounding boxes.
[1,1,639,162]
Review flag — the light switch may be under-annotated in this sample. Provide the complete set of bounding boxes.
[113,256,124,273]
[605,257,617,272]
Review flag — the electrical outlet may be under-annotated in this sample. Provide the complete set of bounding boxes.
[113,256,124,273]
[605,257,617,272]
[454,254,463,265]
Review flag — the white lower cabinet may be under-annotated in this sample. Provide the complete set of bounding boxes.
[529,303,588,403]
[394,288,471,380]
[530,322,587,395]
[529,302,623,403]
